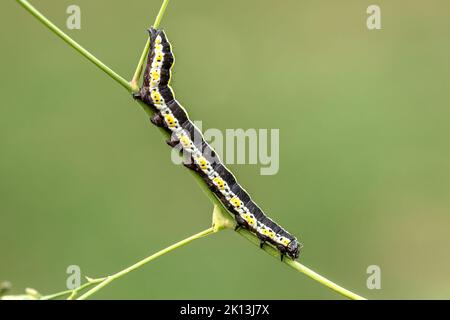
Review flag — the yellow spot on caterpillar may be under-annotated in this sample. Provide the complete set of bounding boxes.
[230,197,242,208]
[242,213,256,227]
[155,44,163,51]
[155,53,163,62]
[213,177,225,190]
[197,157,209,170]
[151,91,162,103]
[282,239,290,246]
[155,36,162,44]
[179,135,191,148]
[151,69,160,81]
[164,114,177,127]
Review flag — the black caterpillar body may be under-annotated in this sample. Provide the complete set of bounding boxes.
[134,27,301,260]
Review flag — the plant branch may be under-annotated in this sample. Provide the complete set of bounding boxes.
[178,171,367,300]
[159,144,365,299]
[236,228,366,300]
[131,0,171,91]
[39,277,106,300]
[16,0,132,92]
[199,189,367,300]
[16,0,368,301]
[153,0,171,29]
[287,261,366,300]
[77,227,215,300]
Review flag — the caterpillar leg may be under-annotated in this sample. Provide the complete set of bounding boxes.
[132,92,141,100]
[202,175,216,189]
[182,158,198,171]
[276,244,287,261]
[150,113,164,127]
[183,163,197,171]
[166,138,180,148]
[234,214,247,229]
[166,133,182,151]
[256,233,269,250]
[234,225,241,232]
[259,240,265,249]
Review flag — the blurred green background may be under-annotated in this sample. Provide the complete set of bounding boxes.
[1,0,450,299]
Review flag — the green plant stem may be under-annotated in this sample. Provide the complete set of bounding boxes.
[86,85,368,301]
[287,261,366,300]
[39,277,106,300]
[236,228,366,300]
[131,0,171,91]
[160,140,367,300]
[16,0,131,92]
[17,0,367,301]
[153,0,171,29]
[77,227,214,300]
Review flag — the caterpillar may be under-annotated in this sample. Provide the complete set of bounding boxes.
[134,27,301,260]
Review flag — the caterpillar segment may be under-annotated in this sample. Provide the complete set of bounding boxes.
[135,27,301,260]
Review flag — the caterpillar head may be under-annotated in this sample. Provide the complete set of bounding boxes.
[287,239,301,259]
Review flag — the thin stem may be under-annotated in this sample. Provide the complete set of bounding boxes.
[135,100,366,300]
[131,0,171,91]
[16,0,132,92]
[236,228,367,300]
[39,277,106,300]
[153,0,171,29]
[77,227,214,300]
[40,290,72,300]
[17,0,367,301]
[286,261,366,300]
